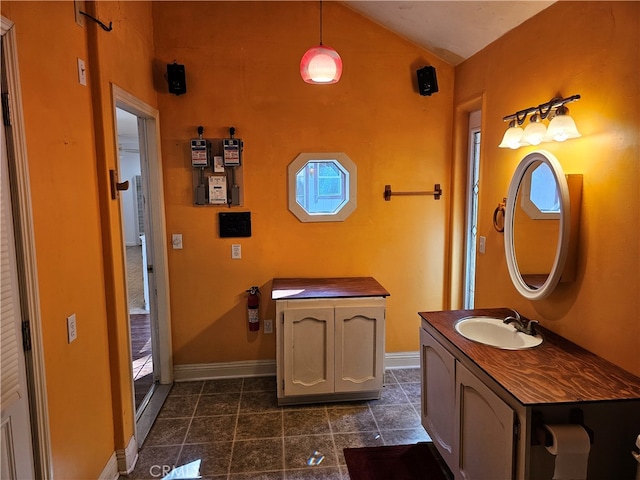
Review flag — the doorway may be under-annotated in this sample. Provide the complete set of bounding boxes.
[112,86,173,446]
[463,110,481,309]
[116,107,155,411]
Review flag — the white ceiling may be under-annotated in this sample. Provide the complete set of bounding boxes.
[343,1,555,65]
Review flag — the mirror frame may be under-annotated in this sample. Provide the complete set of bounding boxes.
[504,150,571,300]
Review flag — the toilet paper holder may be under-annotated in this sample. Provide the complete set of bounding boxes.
[532,409,594,446]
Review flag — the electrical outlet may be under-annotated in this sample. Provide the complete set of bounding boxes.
[67,314,77,343]
[232,244,241,259]
[77,58,87,86]
[479,236,486,254]
[172,234,183,249]
[264,319,273,334]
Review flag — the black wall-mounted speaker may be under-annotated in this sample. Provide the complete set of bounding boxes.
[167,63,187,96]
[417,66,438,96]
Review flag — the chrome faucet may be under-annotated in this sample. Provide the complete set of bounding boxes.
[503,310,539,336]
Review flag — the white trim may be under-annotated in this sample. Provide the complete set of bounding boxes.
[98,452,119,480]
[173,352,420,381]
[111,85,173,385]
[115,435,138,475]
[1,15,53,479]
[383,351,420,369]
[174,360,277,382]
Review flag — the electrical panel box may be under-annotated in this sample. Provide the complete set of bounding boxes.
[191,131,244,207]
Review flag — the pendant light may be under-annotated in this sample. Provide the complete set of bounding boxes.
[300,1,342,84]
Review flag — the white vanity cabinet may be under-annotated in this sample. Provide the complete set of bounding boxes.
[420,308,640,480]
[273,277,389,406]
[421,327,515,480]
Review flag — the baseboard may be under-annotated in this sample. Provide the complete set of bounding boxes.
[173,352,420,381]
[98,452,119,480]
[384,351,420,369]
[174,359,277,381]
[116,435,138,475]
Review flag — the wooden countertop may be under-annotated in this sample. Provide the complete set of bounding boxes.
[419,308,640,406]
[272,277,390,300]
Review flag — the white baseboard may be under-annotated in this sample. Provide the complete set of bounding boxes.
[99,435,138,479]
[384,351,420,369]
[174,359,277,381]
[173,352,420,381]
[116,435,138,475]
[98,452,119,480]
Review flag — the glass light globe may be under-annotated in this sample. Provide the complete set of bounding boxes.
[545,113,581,142]
[499,123,525,149]
[521,117,547,146]
[300,46,343,84]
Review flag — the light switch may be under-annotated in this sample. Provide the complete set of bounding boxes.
[77,58,87,86]
[67,314,77,343]
[479,236,486,254]
[232,244,241,259]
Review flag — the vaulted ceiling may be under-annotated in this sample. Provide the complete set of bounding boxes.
[343,1,555,65]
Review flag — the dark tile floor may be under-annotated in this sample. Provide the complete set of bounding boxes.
[124,368,429,479]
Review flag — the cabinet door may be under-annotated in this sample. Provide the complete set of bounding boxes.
[334,306,384,393]
[456,363,515,480]
[283,308,335,396]
[420,328,456,469]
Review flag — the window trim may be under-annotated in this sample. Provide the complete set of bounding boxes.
[288,152,357,222]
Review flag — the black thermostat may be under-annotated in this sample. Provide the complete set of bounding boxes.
[219,212,251,238]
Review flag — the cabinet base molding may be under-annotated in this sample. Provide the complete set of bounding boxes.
[278,390,381,406]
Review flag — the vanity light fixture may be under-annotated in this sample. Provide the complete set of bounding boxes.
[300,0,342,84]
[499,94,581,149]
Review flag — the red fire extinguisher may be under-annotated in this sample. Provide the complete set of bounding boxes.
[246,286,260,331]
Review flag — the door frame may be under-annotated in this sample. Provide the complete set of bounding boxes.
[1,15,53,479]
[111,85,173,385]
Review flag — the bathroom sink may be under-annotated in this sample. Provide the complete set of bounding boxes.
[454,316,543,350]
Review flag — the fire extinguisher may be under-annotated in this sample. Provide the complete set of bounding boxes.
[246,286,260,331]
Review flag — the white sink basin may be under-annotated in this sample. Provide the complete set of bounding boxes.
[454,316,543,350]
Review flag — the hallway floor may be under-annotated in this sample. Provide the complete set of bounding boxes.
[125,368,429,479]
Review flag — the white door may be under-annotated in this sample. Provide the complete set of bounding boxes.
[283,307,335,396]
[1,106,35,479]
[456,363,515,480]
[334,306,384,393]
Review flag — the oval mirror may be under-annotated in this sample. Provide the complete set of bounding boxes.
[504,150,571,300]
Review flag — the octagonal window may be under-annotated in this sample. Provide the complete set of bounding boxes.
[288,152,357,222]
[520,161,560,219]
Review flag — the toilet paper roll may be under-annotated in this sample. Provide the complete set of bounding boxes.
[544,424,591,480]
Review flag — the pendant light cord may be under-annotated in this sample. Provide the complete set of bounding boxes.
[319,0,324,46]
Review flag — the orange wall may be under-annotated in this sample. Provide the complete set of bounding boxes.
[455,1,640,375]
[152,1,454,365]
[1,1,157,477]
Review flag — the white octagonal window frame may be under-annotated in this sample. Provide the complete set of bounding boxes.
[288,152,357,222]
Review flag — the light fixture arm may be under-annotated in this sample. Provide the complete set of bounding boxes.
[502,94,581,124]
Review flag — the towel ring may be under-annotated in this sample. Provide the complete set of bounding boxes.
[493,198,506,233]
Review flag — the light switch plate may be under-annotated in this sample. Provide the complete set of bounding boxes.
[77,58,87,86]
[232,244,241,259]
[67,314,77,343]
[479,236,486,254]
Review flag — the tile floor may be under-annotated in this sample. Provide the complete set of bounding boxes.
[124,368,430,479]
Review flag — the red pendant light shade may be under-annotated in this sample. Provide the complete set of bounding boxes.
[300,45,342,84]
